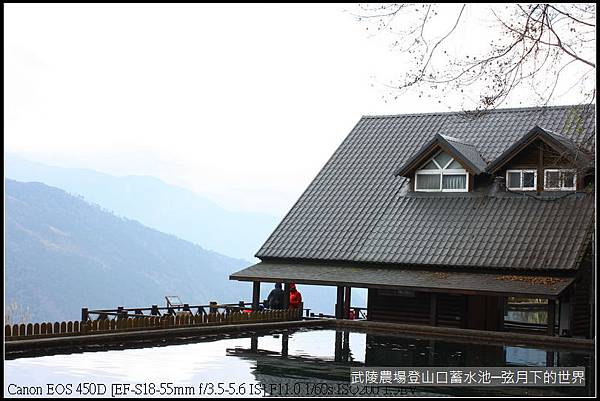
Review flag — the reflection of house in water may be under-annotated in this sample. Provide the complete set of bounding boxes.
[226,332,366,397]
[231,105,595,339]
[227,329,594,397]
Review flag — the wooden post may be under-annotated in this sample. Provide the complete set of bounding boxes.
[283,283,290,309]
[334,331,343,362]
[498,296,505,331]
[81,308,89,321]
[537,144,544,193]
[252,282,261,311]
[460,295,468,328]
[342,330,350,361]
[546,351,555,367]
[428,339,435,365]
[591,230,596,340]
[250,335,258,352]
[430,293,438,326]
[547,299,556,336]
[281,332,289,358]
[336,286,344,319]
[344,287,351,319]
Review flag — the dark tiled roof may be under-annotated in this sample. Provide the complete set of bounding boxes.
[487,125,594,173]
[395,133,487,175]
[256,105,595,271]
[230,261,575,297]
[356,192,594,270]
[440,135,488,173]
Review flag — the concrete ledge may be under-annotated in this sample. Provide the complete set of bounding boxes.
[6,318,593,360]
[5,319,334,358]
[335,320,595,351]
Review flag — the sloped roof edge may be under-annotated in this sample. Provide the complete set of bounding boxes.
[395,133,486,176]
[486,125,593,173]
[230,261,575,298]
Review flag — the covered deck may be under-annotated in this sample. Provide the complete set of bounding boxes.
[230,261,576,336]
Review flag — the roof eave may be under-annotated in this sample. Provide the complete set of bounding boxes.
[486,125,591,173]
[438,135,485,175]
[394,136,439,177]
[395,134,484,177]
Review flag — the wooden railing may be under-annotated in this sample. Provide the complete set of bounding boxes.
[5,308,303,341]
[83,301,311,320]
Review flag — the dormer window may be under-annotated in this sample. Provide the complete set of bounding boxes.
[414,151,468,192]
[544,169,576,191]
[506,170,537,191]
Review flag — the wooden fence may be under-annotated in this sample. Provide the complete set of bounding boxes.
[5,308,302,341]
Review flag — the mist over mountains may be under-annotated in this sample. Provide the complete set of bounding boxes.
[5,153,279,260]
[4,156,364,322]
[5,179,256,322]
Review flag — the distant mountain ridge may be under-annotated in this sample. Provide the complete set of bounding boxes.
[5,179,252,322]
[5,153,279,260]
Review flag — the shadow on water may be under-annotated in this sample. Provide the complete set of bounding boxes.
[228,329,594,397]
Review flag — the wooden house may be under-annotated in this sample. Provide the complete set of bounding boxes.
[230,105,595,338]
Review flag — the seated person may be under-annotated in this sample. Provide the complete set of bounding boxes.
[266,282,284,309]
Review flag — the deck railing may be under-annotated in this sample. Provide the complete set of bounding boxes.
[82,301,311,320]
[5,305,304,341]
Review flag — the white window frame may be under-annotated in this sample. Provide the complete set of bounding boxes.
[506,169,537,191]
[414,151,469,192]
[544,169,577,191]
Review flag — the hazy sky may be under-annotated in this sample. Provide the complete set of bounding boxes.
[4,4,591,215]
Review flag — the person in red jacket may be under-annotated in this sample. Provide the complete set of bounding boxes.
[289,282,302,309]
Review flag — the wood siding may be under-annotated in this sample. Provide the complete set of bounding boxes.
[368,289,467,328]
[368,289,506,331]
[496,139,589,191]
[571,247,593,338]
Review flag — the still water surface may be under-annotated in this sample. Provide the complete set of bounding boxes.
[4,328,594,397]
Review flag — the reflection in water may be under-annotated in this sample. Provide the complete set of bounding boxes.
[4,328,594,397]
[231,329,593,397]
[505,307,548,324]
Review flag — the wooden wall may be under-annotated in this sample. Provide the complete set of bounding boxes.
[495,139,590,191]
[367,289,505,331]
[570,245,593,338]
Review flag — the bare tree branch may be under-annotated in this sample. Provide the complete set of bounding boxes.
[353,3,596,112]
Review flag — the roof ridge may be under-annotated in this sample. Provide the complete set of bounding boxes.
[438,133,475,146]
[361,104,594,119]
[538,126,576,141]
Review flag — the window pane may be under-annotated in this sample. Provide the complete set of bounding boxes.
[434,152,452,169]
[561,171,575,188]
[545,171,560,188]
[508,172,521,188]
[416,174,440,190]
[523,172,535,188]
[421,160,438,170]
[442,174,466,190]
[447,159,463,169]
